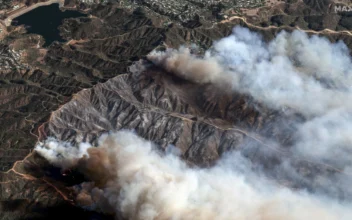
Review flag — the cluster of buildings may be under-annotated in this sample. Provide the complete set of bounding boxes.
[234,0,264,8]
[117,0,264,23]
[0,0,14,10]
[0,46,27,70]
[0,0,23,11]
[78,0,110,4]
[0,1,26,26]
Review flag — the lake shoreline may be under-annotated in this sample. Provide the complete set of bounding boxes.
[11,4,86,47]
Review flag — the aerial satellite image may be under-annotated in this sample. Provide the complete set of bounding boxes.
[1,0,352,219]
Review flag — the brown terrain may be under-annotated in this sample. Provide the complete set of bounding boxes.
[1,0,352,219]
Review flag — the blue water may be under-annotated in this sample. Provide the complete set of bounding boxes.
[12,4,86,47]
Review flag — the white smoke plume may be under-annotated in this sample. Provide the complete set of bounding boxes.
[147,46,228,84]
[34,27,352,219]
[35,130,352,220]
[35,137,91,169]
[148,27,352,116]
[147,27,352,188]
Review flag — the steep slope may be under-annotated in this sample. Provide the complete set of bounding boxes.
[2,1,352,219]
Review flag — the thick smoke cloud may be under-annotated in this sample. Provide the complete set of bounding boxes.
[147,46,227,84]
[148,27,352,116]
[147,27,352,192]
[35,131,352,220]
[35,137,91,169]
[35,27,352,219]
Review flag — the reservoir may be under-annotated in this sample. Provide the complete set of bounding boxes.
[11,4,86,47]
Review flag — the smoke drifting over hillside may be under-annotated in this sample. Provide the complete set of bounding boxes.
[147,46,227,84]
[35,131,352,220]
[35,27,352,219]
[148,27,352,197]
[148,27,352,116]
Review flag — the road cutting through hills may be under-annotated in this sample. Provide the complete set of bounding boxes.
[219,15,352,37]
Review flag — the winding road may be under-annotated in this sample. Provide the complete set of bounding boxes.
[220,15,352,37]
